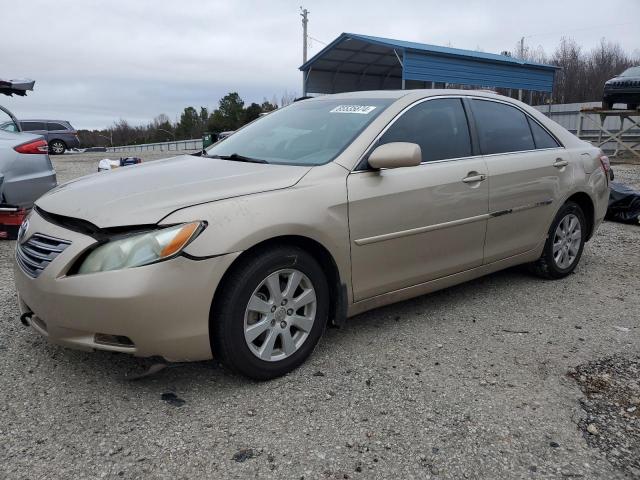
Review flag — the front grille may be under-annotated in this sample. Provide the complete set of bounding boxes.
[16,233,71,278]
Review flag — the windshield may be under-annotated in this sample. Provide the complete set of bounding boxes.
[620,66,640,77]
[206,98,393,166]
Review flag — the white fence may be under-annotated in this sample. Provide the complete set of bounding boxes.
[535,102,639,157]
[534,102,639,133]
[106,138,202,153]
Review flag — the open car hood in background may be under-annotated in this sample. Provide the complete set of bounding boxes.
[0,78,35,97]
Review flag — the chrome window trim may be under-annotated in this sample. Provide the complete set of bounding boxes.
[352,94,565,172]
[353,95,475,171]
[467,96,565,152]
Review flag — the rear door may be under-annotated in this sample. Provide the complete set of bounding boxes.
[468,98,572,263]
[20,121,48,141]
[347,97,489,301]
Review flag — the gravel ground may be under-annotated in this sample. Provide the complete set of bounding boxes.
[1,152,639,479]
[569,356,640,476]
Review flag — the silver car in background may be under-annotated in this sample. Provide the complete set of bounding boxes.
[0,108,56,208]
[0,80,57,208]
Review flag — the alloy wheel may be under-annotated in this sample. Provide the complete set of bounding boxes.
[50,141,65,154]
[552,213,582,269]
[243,269,317,362]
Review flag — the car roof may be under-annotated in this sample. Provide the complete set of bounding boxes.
[308,89,519,101]
[20,119,71,124]
[307,90,411,100]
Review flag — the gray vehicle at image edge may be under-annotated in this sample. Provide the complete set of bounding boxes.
[14,90,610,380]
[0,119,80,154]
[0,130,57,208]
[0,106,57,208]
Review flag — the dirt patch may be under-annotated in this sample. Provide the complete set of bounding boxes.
[569,356,640,477]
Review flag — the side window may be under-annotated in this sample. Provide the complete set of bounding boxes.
[377,98,472,163]
[471,100,535,154]
[527,117,560,149]
[47,122,67,131]
[21,121,46,131]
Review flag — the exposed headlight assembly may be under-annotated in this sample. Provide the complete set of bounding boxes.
[78,222,204,274]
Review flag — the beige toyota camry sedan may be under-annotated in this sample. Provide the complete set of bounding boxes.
[15,90,610,379]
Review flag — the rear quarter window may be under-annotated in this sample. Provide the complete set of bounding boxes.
[527,117,560,149]
[471,99,535,155]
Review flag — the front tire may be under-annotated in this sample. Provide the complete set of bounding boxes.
[530,201,586,279]
[211,245,329,380]
[49,140,66,155]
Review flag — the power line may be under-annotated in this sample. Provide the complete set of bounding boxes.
[307,35,327,47]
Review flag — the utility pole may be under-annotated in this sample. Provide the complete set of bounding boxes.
[301,7,309,96]
[301,7,309,64]
[519,36,524,58]
[518,37,525,102]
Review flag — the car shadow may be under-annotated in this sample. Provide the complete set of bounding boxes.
[23,265,537,402]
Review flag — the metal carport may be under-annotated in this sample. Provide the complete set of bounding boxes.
[299,33,559,99]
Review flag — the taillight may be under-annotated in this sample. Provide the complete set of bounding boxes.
[14,138,49,154]
[598,153,610,184]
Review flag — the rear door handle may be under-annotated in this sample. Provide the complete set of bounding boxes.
[553,158,569,168]
[462,173,486,183]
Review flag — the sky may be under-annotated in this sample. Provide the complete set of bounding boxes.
[2,0,638,130]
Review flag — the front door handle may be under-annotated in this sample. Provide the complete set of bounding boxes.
[462,173,487,183]
[553,158,569,168]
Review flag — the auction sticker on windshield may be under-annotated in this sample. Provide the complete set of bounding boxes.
[330,105,377,114]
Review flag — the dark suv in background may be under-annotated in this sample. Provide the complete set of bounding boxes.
[602,66,640,110]
[0,119,80,154]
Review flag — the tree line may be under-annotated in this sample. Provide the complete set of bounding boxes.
[77,91,296,147]
[499,37,639,106]
[78,37,639,147]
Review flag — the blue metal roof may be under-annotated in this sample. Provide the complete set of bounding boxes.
[300,33,559,94]
[300,33,559,72]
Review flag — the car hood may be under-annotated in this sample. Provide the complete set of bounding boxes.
[605,76,640,85]
[36,155,312,228]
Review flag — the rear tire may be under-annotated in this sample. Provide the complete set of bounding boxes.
[602,100,613,110]
[529,201,586,280]
[49,140,66,155]
[211,245,329,380]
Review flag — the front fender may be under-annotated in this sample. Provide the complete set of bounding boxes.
[160,163,352,300]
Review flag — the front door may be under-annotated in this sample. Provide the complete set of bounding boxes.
[348,97,489,301]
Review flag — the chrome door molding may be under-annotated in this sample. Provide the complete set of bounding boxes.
[354,212,491,246]
[354,199,554,246]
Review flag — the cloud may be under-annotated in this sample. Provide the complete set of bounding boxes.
[1,0,638,129]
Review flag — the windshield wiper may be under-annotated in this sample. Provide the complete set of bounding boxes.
[206,153,268,164]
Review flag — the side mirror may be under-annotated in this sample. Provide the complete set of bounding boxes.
[368,142,422,169]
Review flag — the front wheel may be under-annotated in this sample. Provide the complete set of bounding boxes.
[211,246,329,380]
[49,140,66,155]
[530,201,586,279]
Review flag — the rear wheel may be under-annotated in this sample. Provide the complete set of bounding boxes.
[211,245,329,380]
[49,139,66,155]
[628,104,638,110]
[530,201,586,279]
[602,100,613,110]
